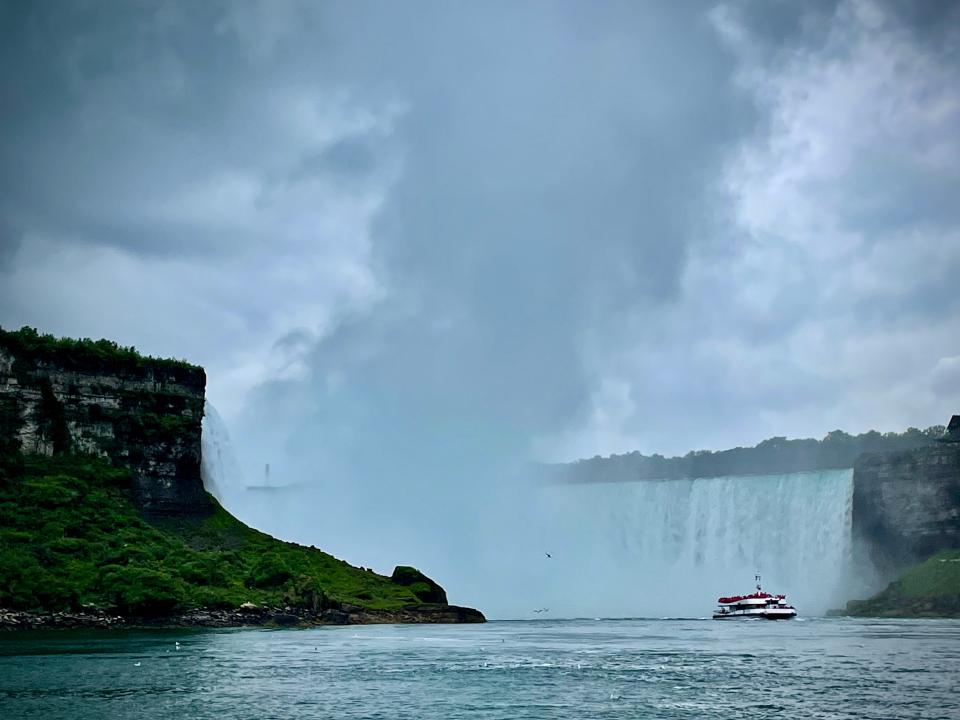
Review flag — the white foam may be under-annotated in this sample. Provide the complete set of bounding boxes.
[534,469,855,617]
[200,401,245,502]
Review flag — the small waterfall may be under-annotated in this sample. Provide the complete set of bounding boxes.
[200,401,245,503]
[534,470,854,617]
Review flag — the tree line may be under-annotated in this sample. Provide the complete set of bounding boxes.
[560,426,947,483]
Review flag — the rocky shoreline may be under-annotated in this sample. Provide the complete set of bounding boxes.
[0,603,485,631]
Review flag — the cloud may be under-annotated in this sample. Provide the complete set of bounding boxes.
[0,2,405,415]
[0,216,22,271]
[557,0,960,457]
[932,356,960,397]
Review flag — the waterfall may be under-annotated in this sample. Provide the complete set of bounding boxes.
[527,470,854,617]
[200,401,245,504]
[194,407,858,618]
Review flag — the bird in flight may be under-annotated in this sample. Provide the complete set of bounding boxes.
[545,552,552,558]
[533,608,550,614]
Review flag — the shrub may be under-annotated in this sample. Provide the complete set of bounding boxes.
[179,556,229,586]
[98,565,187,616]
[246,554,293,589]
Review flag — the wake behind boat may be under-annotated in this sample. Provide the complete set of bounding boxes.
[713,574,797,620]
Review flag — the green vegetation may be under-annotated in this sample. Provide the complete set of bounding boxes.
[127,411,196,444]
[562,426,948,482]
[390,565,448,604]
[842,550,960,618]
[0,326,200,376]
[0,449,422,616]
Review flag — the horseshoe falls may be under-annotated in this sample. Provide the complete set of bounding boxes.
[516,470,855,618]
[197,405,858,619]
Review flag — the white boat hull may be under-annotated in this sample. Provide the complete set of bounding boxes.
[712,608,796,620]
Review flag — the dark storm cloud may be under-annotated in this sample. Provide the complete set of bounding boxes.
[296,139,379,180]
[251,1,758,438]
[721,0,841,52]
[879,0,960,45]
[2,1,960,593]
[0,215,22,271]
[0,1,324,257]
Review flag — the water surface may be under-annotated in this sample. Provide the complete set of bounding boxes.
[2,618,958,719]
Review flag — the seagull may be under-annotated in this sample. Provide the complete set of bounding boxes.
[134,662,141,667]
[533,608,550,614]
[175,642,181,650]
[545,552,552,559]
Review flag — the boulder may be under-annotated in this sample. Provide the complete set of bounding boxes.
[390,566,448,604]
[321,609,350,625]
[268,612,300,626]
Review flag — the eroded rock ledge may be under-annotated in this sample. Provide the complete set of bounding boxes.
[0,603,486,631]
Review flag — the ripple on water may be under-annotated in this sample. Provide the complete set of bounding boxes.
[1,619,959,719]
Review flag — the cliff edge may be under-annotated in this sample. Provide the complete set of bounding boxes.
[853,440,960,574]
[0,326,484,627]
[0,327,208,517]
[832,422,960,617]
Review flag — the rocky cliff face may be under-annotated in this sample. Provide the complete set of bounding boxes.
[0,343,209,517]
[853,442,960,573]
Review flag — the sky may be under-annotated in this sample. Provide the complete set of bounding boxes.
[2,1,960,608]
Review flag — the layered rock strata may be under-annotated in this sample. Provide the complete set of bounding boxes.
[0,344,209,517]
[853,442,960,573]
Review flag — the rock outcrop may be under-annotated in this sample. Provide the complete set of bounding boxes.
[390,565,449,604]
[853,441,960,573]
[0,602,486,630]
[0,331,209,517]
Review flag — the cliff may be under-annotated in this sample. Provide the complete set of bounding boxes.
[853,442,960,574]
[0,327,209,517]
[828,428,960,617]
[0,326,484,626]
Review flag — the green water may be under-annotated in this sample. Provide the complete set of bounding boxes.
[1,618,958,719]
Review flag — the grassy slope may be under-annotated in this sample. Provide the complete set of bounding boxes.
[844,549,960,618]
[0,450,423,616]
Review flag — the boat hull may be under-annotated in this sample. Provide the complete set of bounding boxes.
[712,609,796,620]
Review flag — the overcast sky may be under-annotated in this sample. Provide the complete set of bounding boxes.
[2,0,959,472]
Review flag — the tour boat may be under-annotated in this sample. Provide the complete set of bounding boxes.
[712,574,797,620]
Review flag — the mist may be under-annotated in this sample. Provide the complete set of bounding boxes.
[205,405,872,618]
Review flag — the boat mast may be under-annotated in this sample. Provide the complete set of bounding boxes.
[755,572,762,592]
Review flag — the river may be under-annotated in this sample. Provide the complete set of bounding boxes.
[2,618,958,719]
